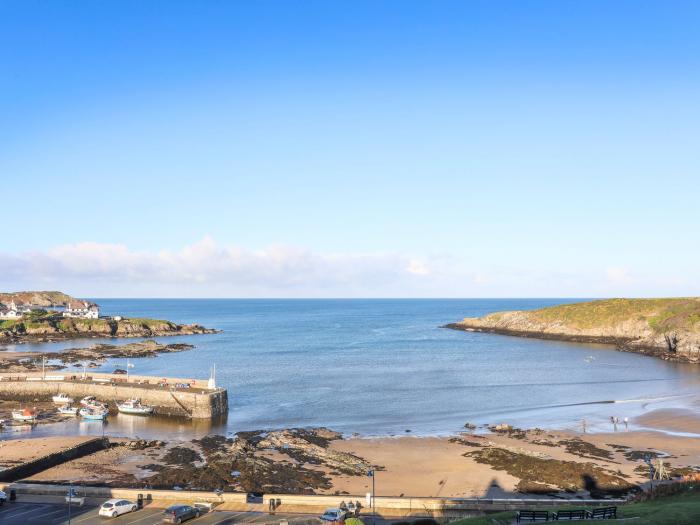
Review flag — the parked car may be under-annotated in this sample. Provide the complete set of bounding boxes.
[99,498,138,518]
[0,489,6,505]
[320,508,349,522]
[162,504,200,523]
[65,488,85,506]
[113,368,128,375]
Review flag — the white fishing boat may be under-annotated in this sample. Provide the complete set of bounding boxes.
[57,405,79,416]
[80,396,107,410]
[12,408,38,422]
[79,407,108,420]
[80,396,97,406]
[117,398,154,415]
[52,393,74,404]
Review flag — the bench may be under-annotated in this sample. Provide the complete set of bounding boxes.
[552,509,587,520]
[585,507,617,519]
[517,510,550,522]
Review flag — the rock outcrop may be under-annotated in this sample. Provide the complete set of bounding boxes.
[446,298,700,363]
[0,315,218,343]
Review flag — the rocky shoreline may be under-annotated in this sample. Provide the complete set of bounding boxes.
[444,323,679,360]
[14,419,700,498]
[0,317,219,345]
[0,339,197,373]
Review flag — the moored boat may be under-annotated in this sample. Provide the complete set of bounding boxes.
[52,393,74,404]
[79,407,108,420]
[12,408,38,422]
[80,395,107,410]
[117,398,154,415]
[57,405,79,416]
[80,396,97,406]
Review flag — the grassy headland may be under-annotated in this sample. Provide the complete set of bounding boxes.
[446,298,700,362]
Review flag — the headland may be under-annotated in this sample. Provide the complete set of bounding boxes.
[446,298,700,363]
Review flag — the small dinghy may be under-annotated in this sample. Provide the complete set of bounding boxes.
[12,408,38,422]
[57,405,79,416]
[117,398,154,415]
[79,407,108,420]
[52,393,74,404]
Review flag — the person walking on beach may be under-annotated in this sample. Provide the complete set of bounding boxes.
[624,417,629,431]
[582,418,587,434]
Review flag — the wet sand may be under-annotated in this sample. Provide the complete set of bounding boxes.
[635,407,700,434]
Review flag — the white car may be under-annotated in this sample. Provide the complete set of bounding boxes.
[0,489,6,505]
[98,498,138,518]
[320,508,348,522]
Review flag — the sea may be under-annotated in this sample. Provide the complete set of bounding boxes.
[3,298,699,441]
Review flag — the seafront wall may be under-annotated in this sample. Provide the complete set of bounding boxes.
[0,482,628,516]
[0,373,228,419]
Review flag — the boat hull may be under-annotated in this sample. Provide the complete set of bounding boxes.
[117,407,154,415]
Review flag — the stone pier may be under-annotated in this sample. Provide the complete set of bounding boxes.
[0,372,228,419]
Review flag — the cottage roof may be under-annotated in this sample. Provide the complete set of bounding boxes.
[67,300,98,310]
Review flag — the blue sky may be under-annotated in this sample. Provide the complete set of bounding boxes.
[1,1,699,297]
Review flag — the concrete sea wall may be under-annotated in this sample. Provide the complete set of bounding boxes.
[0,373,228,419]
[0,483,627,516]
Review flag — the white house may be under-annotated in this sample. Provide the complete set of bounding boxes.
[62,300,100,319]
[0,300,31,319]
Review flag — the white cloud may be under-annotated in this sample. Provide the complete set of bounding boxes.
[0,239,696,298]
[406,259,430,275]
[0,237,434,297]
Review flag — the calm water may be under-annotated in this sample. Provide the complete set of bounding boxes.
[4,299,700,440]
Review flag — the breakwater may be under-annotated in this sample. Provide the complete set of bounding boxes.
[0,372,228,419]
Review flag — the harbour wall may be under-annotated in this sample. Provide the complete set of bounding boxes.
[0,373,228,419]
[0,482,627,515]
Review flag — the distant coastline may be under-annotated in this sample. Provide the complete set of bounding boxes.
[0,290,218,345]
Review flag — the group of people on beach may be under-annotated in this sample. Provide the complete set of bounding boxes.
[580,416,629,433]
[610,416,629,431]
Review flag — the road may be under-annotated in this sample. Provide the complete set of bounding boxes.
[0,502,326,525]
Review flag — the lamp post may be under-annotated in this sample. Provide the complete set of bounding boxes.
[67,482,72,525]
[367,469,376,518]
[644,454,655,494]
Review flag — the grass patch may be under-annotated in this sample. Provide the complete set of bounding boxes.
[526,298,700,331]
[451,483,700,525]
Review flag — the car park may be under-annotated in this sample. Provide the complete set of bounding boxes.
[162,504,200,523]
[98,498,138,518]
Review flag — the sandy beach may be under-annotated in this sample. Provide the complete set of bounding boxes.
[2,408,696,498]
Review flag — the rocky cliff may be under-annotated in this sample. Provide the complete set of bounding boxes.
[446,298,700,362]
[0,315,218,343]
